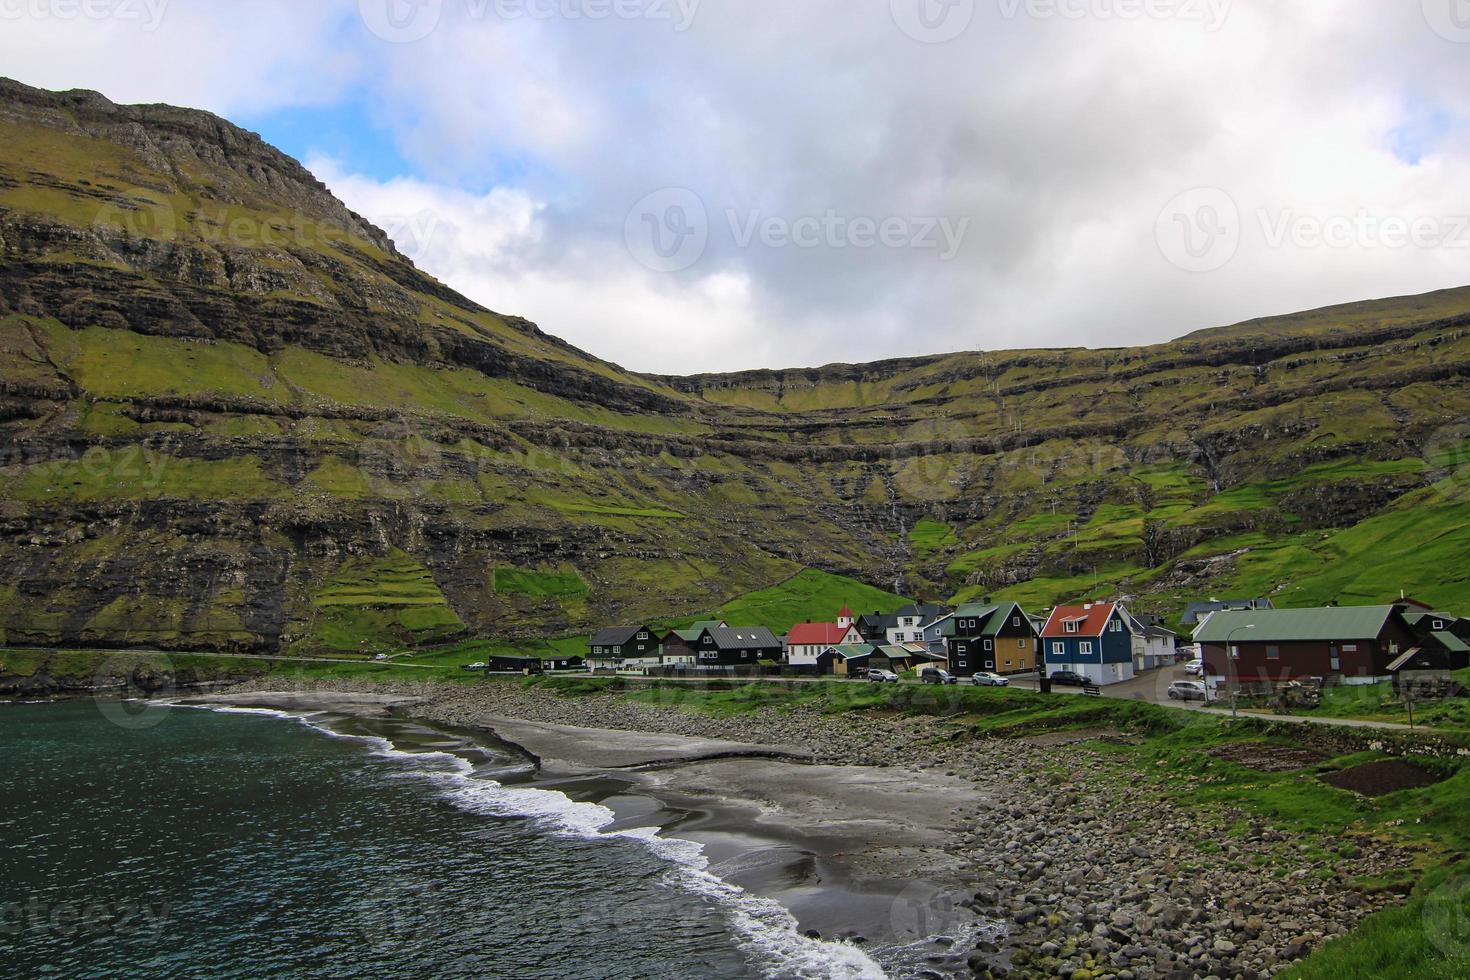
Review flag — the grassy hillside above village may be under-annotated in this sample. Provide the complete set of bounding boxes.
[2,77,1470,657]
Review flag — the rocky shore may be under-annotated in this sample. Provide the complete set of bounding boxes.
[224,677,1414,979]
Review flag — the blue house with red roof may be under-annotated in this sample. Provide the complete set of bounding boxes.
[1040,602,1137,686]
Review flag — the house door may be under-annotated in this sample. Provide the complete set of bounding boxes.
[1329,645,1341,672]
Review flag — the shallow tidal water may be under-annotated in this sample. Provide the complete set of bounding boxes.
[0,699,894,979]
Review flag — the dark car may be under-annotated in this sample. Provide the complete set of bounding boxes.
[920,667,958,685]
[1049,670,1090,687]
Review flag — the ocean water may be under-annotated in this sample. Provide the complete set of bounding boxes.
[0,700,888,979]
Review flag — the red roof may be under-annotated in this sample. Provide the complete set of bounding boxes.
[788,622,855,645]
[1040,603,1118,638]
[838,604,853,618]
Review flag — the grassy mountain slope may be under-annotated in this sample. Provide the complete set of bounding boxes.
[2,78,1469,654]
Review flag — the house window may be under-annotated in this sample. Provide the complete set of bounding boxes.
[699,651,718,661]
[1433,620,1445,631]
[1266,645,1280,661]
[1229,645,1240,660]
[1110,620,1121,632]
[1389,643,1399,655]
[636,631,649,640]
[1004,660,1012,667]
[1013,616,1020,626]
[984,639,993,650]
[1080,641,1094,655]
[1064,621,1078,633]
[1343,644,1358,653]
[1052,641,1064,655]
[985,661,995,669]
[1017,639,1025,648]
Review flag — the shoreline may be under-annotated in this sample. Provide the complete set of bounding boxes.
[165,677,1420,978]
[172,689,994,978]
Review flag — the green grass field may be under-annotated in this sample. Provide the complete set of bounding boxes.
[709,568,909,634]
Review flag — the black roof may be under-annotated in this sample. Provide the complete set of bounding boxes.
[708,626,781,650]
[589,626,650,646]
[895,603,951,620]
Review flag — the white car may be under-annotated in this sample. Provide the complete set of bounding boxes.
[1184,659,1205,676]
[970,672,1009,687]
[867,669,900,683]
[462,662,489,671]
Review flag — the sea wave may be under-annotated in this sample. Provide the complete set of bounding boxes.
[189,702,889,980]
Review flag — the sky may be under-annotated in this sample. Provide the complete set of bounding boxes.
[3,0,1470,374]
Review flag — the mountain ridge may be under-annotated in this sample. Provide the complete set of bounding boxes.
[2,78,1469,656]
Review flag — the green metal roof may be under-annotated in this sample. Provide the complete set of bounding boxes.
[1432,631,1470,653]
[980,602,1022,637]
[942,604,998,637]
[1193,606,1397,643]
[831,644,874,659]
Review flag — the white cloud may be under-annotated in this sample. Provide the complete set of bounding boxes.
[4,0,1470,371]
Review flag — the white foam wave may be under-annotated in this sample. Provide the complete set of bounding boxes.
[194,703,889,979]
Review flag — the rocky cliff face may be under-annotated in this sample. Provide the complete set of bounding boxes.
[2,78,1469,654]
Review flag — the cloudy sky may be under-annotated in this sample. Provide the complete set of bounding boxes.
[4,1,1470,373]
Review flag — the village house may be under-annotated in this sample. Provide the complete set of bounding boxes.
[1130,613,1179,671]
[888,603,951,645]
[1040,602,1138,686]
[786,605,864,672]
[1194,604,1420,688]
[693,626,782,667]
[830,643,877,676]
[1398,599,1470,644]
[856,611,898,644]
[942,601,1039,677]
[587,625,661,672]
[661,620,726,665]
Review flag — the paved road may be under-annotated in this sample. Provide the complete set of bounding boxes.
[1008,664,1425,731]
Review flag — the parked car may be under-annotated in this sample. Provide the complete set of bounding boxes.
[1168,680,1209,702]
[1184,659,1205,676]
[372,653,389,662]
[1049,670,1090,687]
[867,669,900,683]
[462,662,488,671]
[920,667,958,685]
[970,671,1009,687]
